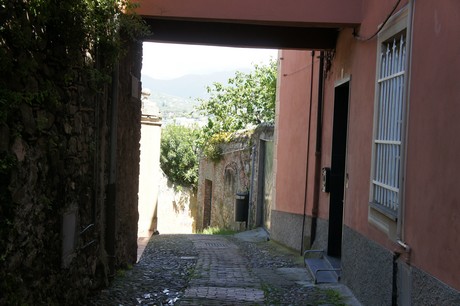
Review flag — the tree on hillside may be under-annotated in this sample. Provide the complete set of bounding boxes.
[197,59,277,139]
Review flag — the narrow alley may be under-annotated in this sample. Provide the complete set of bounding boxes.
[88,230,360,305]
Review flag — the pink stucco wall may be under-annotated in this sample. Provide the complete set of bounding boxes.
[274,50,319,215]
[403,0,460,290]
[328,0,460,290]
[315,1,406,247]
[275,0,460,291]
[325,29,377,231]
[138,0,460,292]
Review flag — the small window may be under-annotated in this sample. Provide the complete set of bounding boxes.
[369,7,409,237]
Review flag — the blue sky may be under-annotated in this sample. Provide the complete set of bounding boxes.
[142,42,278,80]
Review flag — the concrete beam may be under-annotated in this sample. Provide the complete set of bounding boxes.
[136,0,362,27]
[143,19,338,49]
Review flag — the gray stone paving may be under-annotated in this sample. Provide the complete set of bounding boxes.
[180,235,264,305]
[87,231,362,305]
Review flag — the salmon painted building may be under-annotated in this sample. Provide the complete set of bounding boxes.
[272,2,460,305]
[137,0,460,304]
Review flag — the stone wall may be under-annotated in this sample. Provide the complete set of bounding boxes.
[197,133,250,231]
[113,42,142,269]
[247,124,275,230]
[196,124,274,232]
[156,171,197,234]
[0,38,142,305]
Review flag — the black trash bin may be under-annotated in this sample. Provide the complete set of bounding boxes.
[235,192,249,222]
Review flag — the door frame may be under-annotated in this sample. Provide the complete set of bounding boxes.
[256,139,274,229]
[327,77,351,258]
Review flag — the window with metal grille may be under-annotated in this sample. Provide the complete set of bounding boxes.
[370,31,407,219]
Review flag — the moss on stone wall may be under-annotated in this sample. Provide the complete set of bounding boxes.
[196,125,274,232]
[0,1,146,304]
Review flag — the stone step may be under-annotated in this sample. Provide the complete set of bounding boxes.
[304,250,341,284]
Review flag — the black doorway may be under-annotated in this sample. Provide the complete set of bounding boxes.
[327,81,349,258]
[203,180,212,229]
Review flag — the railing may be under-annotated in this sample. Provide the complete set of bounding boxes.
[372,33,406,217]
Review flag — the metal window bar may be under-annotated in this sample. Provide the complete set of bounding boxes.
[373,34,406,216]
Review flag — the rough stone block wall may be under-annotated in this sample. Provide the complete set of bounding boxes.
[196,125,274,232]
[0,62,112,304]
[197,138,251,231]
[0,38,142,305]
[114,42,142,268]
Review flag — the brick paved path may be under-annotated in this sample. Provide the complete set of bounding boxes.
[181,235,264,305]
[88,233,361,305]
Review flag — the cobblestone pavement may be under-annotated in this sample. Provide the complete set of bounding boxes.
[88,232,361,305]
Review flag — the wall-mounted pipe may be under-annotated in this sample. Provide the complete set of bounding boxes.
[392,251,401,306]
[300,51,315,254]
[397,240,411,253]
[310,51,325,247]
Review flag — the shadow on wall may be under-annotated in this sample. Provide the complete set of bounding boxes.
[157,170,197,234]
[149,200,158,232]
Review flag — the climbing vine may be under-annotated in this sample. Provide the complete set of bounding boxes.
[0,1,149,304]
[0,0,148,193]
[0,0,148,118]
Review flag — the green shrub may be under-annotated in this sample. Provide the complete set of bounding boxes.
[160,124,200,189]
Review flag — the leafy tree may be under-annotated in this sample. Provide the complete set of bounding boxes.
[197,59,277,139]
[195,59,277,161]
[160,60,277,186]
[160,124,200,188]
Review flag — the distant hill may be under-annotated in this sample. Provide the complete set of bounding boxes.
[141,69,249,100]
[149,91,198,115]
[141,69,250,125]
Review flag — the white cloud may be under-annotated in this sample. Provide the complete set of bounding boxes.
[142,42,278,80]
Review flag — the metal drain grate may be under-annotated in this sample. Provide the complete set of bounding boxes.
[204,243,228,247]
[194,242,231,248]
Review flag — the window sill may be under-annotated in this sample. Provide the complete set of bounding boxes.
[368,203,398,240]
[369,202,398,221]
